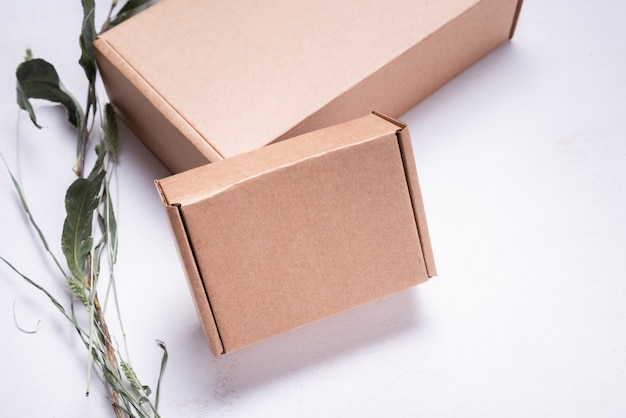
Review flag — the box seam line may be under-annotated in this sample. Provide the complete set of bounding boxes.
[176,132,395,206]
[97,38,225,160]
[395,131,431,278]
[175,204,226,355]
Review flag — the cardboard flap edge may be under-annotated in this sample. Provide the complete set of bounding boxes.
[375,113,437,278]
[154,180,225,356]
[510,0,524,38]
[372,110,407,130]
[93,37,224,164]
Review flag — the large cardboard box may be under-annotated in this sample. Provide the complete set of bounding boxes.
[155,113,436,356]
[95,0,523,173]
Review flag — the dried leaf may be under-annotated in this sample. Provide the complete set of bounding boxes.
[79,0,97,83]
[94,179,118,266]
[62,171,105,280]
[0,152,67,275]
[15,57,83,129]
[155,339,168,411]
[105,185,118,264]
[88,143,106,180]
[103,103,119,157]
[0,256,70,321]
[107,0,154,30]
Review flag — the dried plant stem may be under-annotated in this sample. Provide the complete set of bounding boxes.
[84,251,122,416]
[5,2,166,417]
[74,98,92,176]
[74,13,124,415]
[94,294,124,418]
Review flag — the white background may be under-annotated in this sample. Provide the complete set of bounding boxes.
[1,1,625,417]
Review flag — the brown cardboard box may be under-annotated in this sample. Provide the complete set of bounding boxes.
[155,113,436,356]
[95,0,523,173]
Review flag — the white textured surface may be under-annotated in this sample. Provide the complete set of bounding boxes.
[1,1,625,417]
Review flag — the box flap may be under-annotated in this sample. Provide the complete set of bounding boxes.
[155,183,225,356]
[373,112,437,277]
[159,113,416,206]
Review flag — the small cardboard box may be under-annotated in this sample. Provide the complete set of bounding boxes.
[95,0,523,173]
[155,113,436,356]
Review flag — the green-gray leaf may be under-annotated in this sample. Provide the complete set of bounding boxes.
[104,186,118,265]
[62,171,105,280]
[88,143,106,180]
[106,0,154,30]
[79,0,97,83]
[103,103,119,157]
[15,57,83,129]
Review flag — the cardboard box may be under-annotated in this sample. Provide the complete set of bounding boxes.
[155,113,436,356]
[95,0,523,173]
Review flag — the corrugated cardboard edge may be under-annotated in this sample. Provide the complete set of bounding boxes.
[155,181,225,356]
[94,38,221,173]
[373,111,437,278]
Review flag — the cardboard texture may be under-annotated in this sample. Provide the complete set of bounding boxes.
[95,0,523,173]
[155,113,436,356]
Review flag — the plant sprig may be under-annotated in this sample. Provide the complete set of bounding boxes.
[3,1,163,417]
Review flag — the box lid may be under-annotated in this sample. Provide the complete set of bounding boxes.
[95,0,522,172]
[156,113,436,355]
